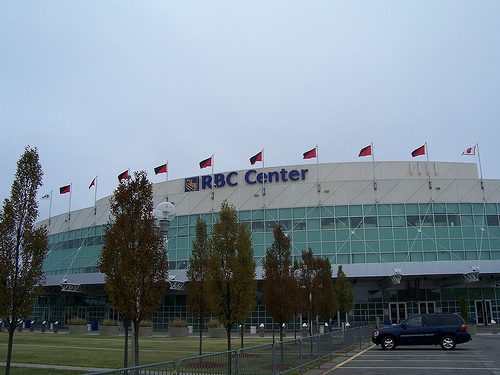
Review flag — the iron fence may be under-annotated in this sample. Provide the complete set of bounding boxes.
[85,326,371,375]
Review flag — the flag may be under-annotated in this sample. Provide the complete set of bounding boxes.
[199,157,212,169]
[59,185,71,194]
[250,151,263,165]
[118,170,129,181]
[154,163,167,175]
[358,145,372,157]
[88,177,96,189]
[462,146,476,156]
[411,145,425,157]
[303,147,317,159]
[41,193,50,200]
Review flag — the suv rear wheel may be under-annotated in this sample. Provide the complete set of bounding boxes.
[381,335,396,350]
[440,335,456,350]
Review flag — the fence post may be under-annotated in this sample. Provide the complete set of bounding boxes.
[317,334,321,369]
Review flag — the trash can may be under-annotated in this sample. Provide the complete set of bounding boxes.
[42,321,47,333]
[53,321,59,334]
[250,326,257,335]
[259,323,265,337]
[91,321,99,331]
[30,321,35,333]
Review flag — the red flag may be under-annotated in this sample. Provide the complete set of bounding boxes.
[88,177,96,189]
[59,185,71,194]
[154,163,167,175]
[358,145,372,157]
[303,147,317,159]
[118,170,129,181]
[199,157,212,169]
[462,146,476,156]
[411,145,425,157]
[250,151,263,165]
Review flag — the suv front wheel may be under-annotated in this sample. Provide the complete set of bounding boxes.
[381,335,396,350]
[440,335,456,350]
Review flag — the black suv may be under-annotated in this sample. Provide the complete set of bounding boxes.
[372,313,472,350]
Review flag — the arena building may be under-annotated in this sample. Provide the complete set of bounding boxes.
[36,160,500,329]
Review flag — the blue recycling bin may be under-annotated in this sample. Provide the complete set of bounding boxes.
[91,321,99,331]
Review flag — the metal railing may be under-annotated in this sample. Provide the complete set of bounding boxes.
[85,326,371,375]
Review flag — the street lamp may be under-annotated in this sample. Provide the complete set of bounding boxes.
[153,201,176,235]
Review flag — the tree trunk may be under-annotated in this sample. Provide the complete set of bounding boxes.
[226,324,231,351]
[123,316,130,368]
[5,321,16,375]
[133,320,140,367]
[240,324,244,349]
[198,317,203,356]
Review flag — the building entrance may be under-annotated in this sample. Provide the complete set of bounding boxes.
[475,300,493,325]
[389,302,406,324]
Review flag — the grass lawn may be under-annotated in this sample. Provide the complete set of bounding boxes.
[0,331,273,375]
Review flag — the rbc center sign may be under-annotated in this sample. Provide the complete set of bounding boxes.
[185,168,309,192]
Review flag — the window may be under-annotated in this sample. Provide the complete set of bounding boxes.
[405,316,422,327]
[423,315,441,326]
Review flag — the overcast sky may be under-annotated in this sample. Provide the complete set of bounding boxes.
[1,1,499,221]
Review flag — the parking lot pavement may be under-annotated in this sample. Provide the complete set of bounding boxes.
[306,334,500,375]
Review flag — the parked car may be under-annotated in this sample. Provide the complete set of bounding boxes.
[372,313,472,350]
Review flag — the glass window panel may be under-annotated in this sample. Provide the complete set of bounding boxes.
[365,240,380,252]
[423,252,437,261]
[377,205,392,216]
[363,204,377,215]
[252,232,265,244]
[349,205,362,216]
[364,217,377,228]
[365,228,378,240]
[406,204,418,214]
[307,218,320,230]
[486,203,498,214]
[473,203,485,215]
[480,251,491,260]
[335,217,349,229]
[336,230,349,241]
[391,204,405,215]
[379,228,393,240]
[279,208,292,219]
[446,203,459,214]
[335,205,348,216]
[422,239,436,251]
[451,239,463,250]
[307,206,320,218]
[292,231,306,243]
[378,216,392,227]
[352,254,365,263]
[350,217,363,229]
[435,215,447,226]
[308,230,321,242]
[321,218,335,229]
[435,227,449,238]
[252,209,264,220]
[280,219,292,231]
[420,215,434,226]
[437,251,451,261]
[406,215,419,227]
[265,209,278,221]
[239,210,251,221]
[433,204,446,214]
[366,253,380,263]
[394,240,408,252]
[381,253,394,262]
[337,254,350,264]
[323,230,334,241]
[293,220,306,231]
[487,215,499,226]
[265,220,278,232]
[410,252,423,261]
[395,253,406,262]
[448,215,461,227]
[461,215,473,227]
[451,251,464,260]
[252,221,264,232]
[320,206,334,217]
[393,216,406,227]
[351,241,364,253]
[292,207,305,218]
[177,216,188,226]
[393,227,407,239]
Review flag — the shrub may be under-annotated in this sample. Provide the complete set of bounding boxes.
[67,317,87,325]
[100,319,118,326]
[208,319,222,328]
[139,320,153,327]
[170,318,188,327]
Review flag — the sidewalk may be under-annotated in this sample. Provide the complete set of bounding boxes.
[303,342,375,375]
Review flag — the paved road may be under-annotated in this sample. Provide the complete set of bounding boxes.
[316,335,500,375]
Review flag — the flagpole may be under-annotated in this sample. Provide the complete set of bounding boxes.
[166,161,169,201]
[424,142,432,190]
[316,145,320,193]
[371,142,377,190]
[476,143,484,189]
[94,176,98,210]
[68,183,72,224]
[211,154,214,201]
[261,149,265,207]
[49,190,53,226]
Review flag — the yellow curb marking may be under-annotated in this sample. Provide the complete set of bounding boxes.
[320,344,376,374]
